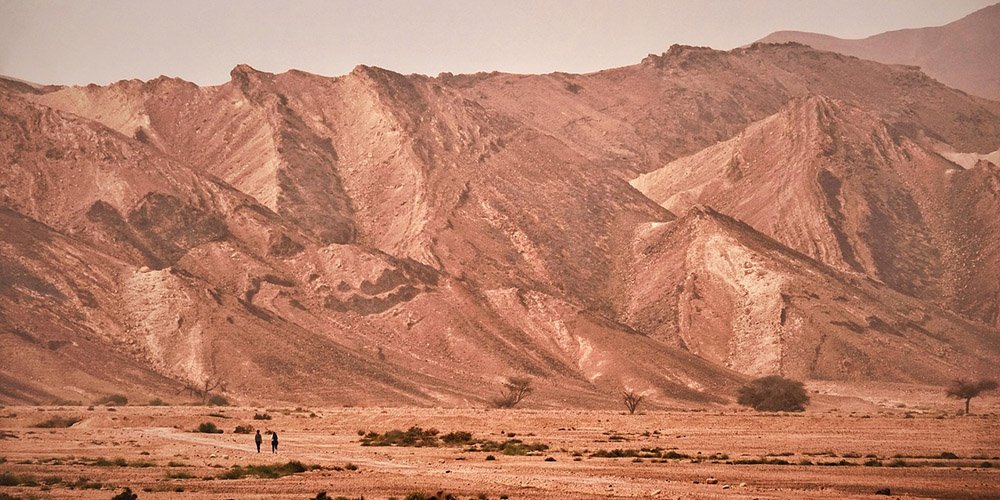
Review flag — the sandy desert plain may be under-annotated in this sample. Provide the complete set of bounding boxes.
[1,384,999,500]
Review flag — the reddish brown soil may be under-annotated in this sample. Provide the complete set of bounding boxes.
[1,403,998,499]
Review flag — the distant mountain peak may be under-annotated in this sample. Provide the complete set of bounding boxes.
[756,3,1000,99]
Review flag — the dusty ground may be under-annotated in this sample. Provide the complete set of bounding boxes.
[1,404,998,499]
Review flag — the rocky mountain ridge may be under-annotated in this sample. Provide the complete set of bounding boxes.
[1,42,998,406]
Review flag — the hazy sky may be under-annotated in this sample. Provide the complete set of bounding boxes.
[0,0,995,85]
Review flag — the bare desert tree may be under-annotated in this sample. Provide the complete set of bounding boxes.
[179,350,228,405]
[492,376,534,408]
[622,389,644,414]
[946,378,998,415]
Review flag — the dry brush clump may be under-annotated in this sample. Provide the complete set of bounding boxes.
[33,416,80,428]
[358,427,548,456]
[359,427,442,447]
[93,394,128,406]
[217,461,319,479]
[737,375,809,412]
[196,422,223,434]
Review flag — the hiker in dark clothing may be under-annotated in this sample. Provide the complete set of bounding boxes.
[254,430,262,453]
[271,431,279,453]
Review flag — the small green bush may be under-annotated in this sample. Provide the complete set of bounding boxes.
[234,425,254,434]
[253,413,272,420]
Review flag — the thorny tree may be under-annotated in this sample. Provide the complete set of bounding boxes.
[179,349,228,404]
[622,389,644,414]
[946,378,998,415]
[493,376,534,408]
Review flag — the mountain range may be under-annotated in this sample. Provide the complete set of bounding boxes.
[1,23,999,406]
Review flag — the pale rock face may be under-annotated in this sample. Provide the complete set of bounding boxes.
[1,40,999,406]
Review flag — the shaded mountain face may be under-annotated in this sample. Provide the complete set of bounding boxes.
[757,3,1000,100]
[1,43,999,406]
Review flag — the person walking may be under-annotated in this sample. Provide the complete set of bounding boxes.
[254,430,262,453]
[271,431,279,454]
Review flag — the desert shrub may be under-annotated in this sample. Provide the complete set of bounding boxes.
[589,448,691,460]
[217,461,312,479]
[197,422,223,434]
[441,431,473,444]
[360,427,440,447]
[406,493,456,500]
[66,476,103,489]
[34,416,80,428]
[94,457,129,467]
[939,452,959,459]
[491,440,548,456]
[207,394,231,406]
[51,399,83,406]
[112,487,138,500]
[234,425,254,434]
[732,457,791,465]
[485,455,496,461]
[253,412,272,420]
[344,462,358,471]
[94,394,128,406]
[147,398,167,406]
[166,471,195,479]
[737,376,809,412]
[0,472,38,487]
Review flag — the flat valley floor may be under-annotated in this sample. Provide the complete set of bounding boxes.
[1,403,999,499]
